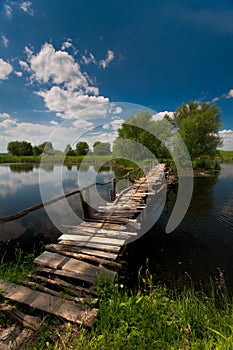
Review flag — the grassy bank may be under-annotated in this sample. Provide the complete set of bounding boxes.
[0,154,114,164]
[30,280,233,350]
[1,251,233,349]
[216,150,233,161]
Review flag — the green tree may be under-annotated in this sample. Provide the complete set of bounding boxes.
[7,141,33,156]
[93,141,111,155]
[113,111,171,160]
[167,101,222,159]
[64,144,76,156]
[33,141,54,156]
[76,141,89,156]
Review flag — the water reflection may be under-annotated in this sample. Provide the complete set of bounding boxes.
[126,164,233,294]
[0,163,118,247]
[167,174,219,220]
[9,163,35,173]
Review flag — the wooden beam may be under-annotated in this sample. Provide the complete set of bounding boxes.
[0,279,97,327]
[58,234,126,247]
[59,240,121,253]
[34,251,116,283]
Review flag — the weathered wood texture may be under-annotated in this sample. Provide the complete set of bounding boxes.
[34,251,116,283]
[0,280,97,327]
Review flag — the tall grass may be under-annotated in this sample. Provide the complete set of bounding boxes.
[0,245,37,283]
[28,275,233,350]
[192,159,221,170]
[217,150,233,161]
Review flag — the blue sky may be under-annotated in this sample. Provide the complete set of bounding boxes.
[0,0,233,151]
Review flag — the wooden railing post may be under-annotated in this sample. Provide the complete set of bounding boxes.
[79,188,92,220]
[109,177,116,202]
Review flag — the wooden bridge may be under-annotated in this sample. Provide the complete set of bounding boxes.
[0,162,169,345]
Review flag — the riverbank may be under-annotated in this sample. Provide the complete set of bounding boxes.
[1,253,233,349]
[0,154,112,164]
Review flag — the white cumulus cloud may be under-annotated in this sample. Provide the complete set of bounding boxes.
[226,89,233,99]
[26,43,98,93]
[37,86,110,119]
[61,41,73,51]
[1,34,9,47]
[219,129,233,150]
[20,1,34,16]
[0,113,10,119]
[82,52,97,65]
[0,58,13,79]
[99,50,114,69]
[15,71,23,77]
[4,2,12,18]
[152,111,174,121]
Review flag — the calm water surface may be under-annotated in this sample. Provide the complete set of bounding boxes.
[1,162,233,292]
[126,163,233,292]
[0,163,115,253]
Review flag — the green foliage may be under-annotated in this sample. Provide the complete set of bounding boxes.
[217,150,233,161]
[192,159,221,170]
[169,101,222,159]
[64,144,76,156]
[93,141,111,155]
[34,282,233,350]
[0,245,37,283]
[75,141,89,155]
[7,140,33,156]
[113,111,172,161]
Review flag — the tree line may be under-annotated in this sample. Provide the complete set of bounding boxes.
[6,101,222,160]
[6,140,111,156]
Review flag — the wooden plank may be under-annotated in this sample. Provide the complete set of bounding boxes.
[27,273,97,298]
[67,230,133,241]
[81,221,128,231]
[80,221,103,228]
[45,244,122,268]
[59,240,121,253]
[34,251,116,283]
[37,269,97,294]
[53,243,118,260]
[67,227,137,238]
[59,234,126,247]
[0,279,97,326]
[0,304,40,331]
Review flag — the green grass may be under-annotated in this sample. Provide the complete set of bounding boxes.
[192,159,221,170]
[216,150,233,161]
[1,251,233,349]
[27,276,233,350]
[0,245,37,283]
[0,153,114,164]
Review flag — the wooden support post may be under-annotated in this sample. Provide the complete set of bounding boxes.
[110,177,116,202]
[79,189,92,220]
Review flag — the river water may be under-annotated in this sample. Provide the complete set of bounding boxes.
[0,162,233,292]
[126,163,233,293]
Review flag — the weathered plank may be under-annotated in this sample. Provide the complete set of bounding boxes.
[80,221,129,231]
[59,240,121,253]
[45,244,122,268]
[27,274,98,300]
[37,268,97,294]
[67,227,137,238]
[0,304,40,331]
[49,243,118,260]
[59,234,126,247]
[0,279,97,326]
[34,251,116,283]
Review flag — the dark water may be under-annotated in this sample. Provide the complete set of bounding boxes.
[126,163,233,293]
[1,162,233,293]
